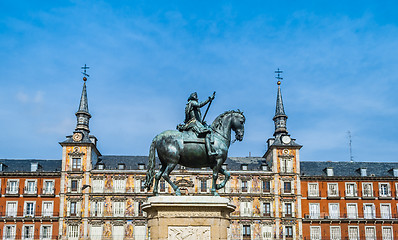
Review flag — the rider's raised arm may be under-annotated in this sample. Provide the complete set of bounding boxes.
[197,97,211,108]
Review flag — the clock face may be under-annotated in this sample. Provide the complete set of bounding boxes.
[73,132,83,142]
[281,135,291,144]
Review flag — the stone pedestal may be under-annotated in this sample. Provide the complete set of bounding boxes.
[142,196,235,240]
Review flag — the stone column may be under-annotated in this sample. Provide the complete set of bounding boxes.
[142,196,235,240]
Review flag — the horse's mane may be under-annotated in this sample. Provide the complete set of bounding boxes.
[211,110,245,130]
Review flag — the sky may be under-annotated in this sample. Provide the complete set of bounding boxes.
[0,1,397,162]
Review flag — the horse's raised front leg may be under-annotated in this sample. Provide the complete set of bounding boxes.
[162,163,181,196]
[216,167,230,190]
[153,164,167,195]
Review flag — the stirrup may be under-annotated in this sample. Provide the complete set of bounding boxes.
[208,151,217,157]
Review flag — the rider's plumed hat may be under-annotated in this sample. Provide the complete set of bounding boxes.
[188,92,198,101]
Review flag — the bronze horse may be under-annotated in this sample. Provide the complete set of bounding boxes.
[144,110,245,196]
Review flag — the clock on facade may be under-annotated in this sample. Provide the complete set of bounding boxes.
[72,132,83,142]
[281,135,291,144]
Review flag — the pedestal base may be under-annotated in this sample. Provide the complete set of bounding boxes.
[142,196,235,240]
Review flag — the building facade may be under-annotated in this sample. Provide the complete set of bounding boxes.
[0,71,398,239]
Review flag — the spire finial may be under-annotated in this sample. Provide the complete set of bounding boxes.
[81,64,90,82]
[275,68,283,85]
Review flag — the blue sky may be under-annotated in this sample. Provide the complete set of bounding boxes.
[0,1,397,162]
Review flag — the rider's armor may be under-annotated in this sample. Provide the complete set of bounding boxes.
[177,92,216,157]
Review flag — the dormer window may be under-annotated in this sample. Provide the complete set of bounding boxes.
[360,168,367,177]
[261,164,267,171]
[326,167,334,177]
[138,164,145,170]
[393,169,398,177]
[97,163,104,170]
[241,164,248,171]
[118,164,125,170]
[31,162,38,172]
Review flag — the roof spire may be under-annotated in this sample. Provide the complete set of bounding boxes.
[273,68,288,137]
[75,64,91,134]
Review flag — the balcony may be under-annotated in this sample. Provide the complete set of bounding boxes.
[362,190,376,199]
[41,188,55,197]
[344,190,359,199]
[2,211,59,219]
[307,191,321,199]
[326,191,341,199]
[67,187,81,194]
[379,190,392,199]
[23,186,38,197]
[5,187,19,197]
[303,212,398,221]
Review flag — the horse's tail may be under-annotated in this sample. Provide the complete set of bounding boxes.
[144,138,156,190]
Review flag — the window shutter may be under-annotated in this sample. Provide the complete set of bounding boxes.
[67,201,70,217]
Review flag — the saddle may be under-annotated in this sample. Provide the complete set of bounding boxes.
[181,130,214,144]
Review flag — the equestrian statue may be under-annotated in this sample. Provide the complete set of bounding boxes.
[144,92,245,196]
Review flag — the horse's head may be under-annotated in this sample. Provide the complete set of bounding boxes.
[231,110,245,141]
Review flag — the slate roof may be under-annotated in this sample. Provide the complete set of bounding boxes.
[96,155,268,171]
[0,159,62,172]
[301,161,398,177]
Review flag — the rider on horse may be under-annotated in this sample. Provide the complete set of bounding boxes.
[177,92,217,157]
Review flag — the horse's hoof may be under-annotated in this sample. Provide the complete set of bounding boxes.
[175,190,182,196]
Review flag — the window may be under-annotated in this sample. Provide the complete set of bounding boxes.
[380,204,391,219]
[262,225,272,240]
[4,225,16,240]
[360,168,367,176]
[6,202,17,217]
[43,180,54,194]
[285,203,292,217]
[283,182,292,193]
[330,226,341,240]
[310,226,321,240]
[382,226,393,240]
[363,204,375,219]
[309,203,320,219]
[97,164,104,170]
[329,203,339,219]
[113,179,126,193]
[160,180,166,192]
[362,183,373,197]
[91,201,103,217]
[243,225,251,239]
[345,183,357,197]
[92,179,104,193]
[22,225,34,240]
[118,163,125,170]
[263,202,271,217]
[326,167,334,176]
[41,226,52,240]
[7,180,19,194]
[24,202,35,217]
[285,226,293,238]
[113,225,124,240]
[42,202,53,217]
[240,201,252,217]
[90,225,102,240]
[138,164,145,170]
[137,202,144,216]
[241,164,248,171]
[241,180,248,192]
[281,158,293,173]
[347,203,357,219]
[365,227,376,240]
[200,179,207,192]
[71,180,78,192]
[72,158,81,171]
[70,202,77,216]
[140,180,145,192]
[327,183,338,197]
[379,183,391,197]
[113,201,125,217]
[68,225,79,240]
[25,180,36,194]
[348,226,359,240]
[262,180,271,193]
[308,183,319,197]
